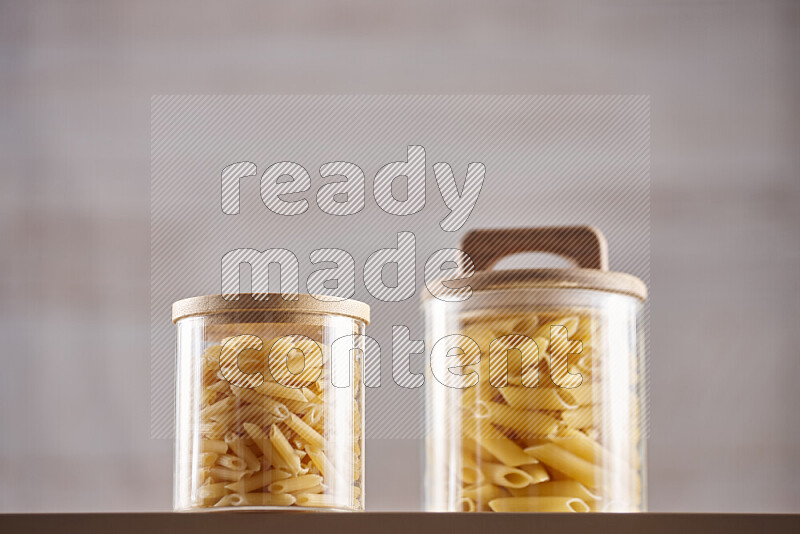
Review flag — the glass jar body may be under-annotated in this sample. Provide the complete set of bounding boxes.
[424,288,646,513]
[174,311,365,511]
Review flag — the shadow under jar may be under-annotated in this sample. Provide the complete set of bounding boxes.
[424,227,647,513]
[173,294,369,511]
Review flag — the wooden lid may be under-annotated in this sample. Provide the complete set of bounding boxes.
[460,226,647,301]
[172,293,370,324]
[468,268,647,300]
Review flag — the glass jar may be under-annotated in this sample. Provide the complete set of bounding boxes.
[424,227,647,513]
[173,294,369,511]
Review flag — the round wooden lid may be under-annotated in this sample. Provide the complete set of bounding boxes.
[456,226,647,301]
[468,268,647,300]
[172,293,370,324]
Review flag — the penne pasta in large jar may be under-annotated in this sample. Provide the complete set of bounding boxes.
[173,294,368,512]
[424,227,647,513]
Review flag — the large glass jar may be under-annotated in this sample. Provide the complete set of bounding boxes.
[173,294,369,511]
[424,227,647,512]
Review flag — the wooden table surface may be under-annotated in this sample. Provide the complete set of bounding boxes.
[1,513,798,533]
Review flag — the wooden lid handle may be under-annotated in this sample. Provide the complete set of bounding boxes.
[462,226,609,272]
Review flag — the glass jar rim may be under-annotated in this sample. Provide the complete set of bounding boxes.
[425,268,647,301]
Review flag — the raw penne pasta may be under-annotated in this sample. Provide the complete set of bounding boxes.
[217,454,248,472]
[460,497,477,512]
[513,480,601,508]
[255,382,308,404]
[285,413,324,450]
[295,493,341,508]
[270,425,302,476]
[230,387,288,415]
[463,437,496,463]
[540,317,580,339]
[270,447,294,473]
[239,493,296,507]
[272,404,291,421]
[481,401,559,437]
[481,462,534,489]
[305,447,336,478]
[242,423,274,466]
[301,387,320,404]
[289,483,324,496]
[497,386,578,411]
[446,309,643,513]
[202,397,235,420]
[213,494,238,507]
[303,406,323,430]
[520,462,550,484]
[524,443,599,488]
[225,433,261,472]
[200,422,228,440]
[197,482,228,500]
[199,453,219,468]
[224,469,291,494]
[462,483,506,503]
[488,496,590,513]
[477,433,540,467]
[205,379,231,396]
[268,474,324,494]
[460,454,485,485]
[201,439,228,455]
[560,406,595,430]
[173,297,368,513]
[208,466,248,482]
[550,427,607,463]
[568,384,593,406]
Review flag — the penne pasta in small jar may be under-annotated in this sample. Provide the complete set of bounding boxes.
[424,227,648,513]
[172,294,369,512]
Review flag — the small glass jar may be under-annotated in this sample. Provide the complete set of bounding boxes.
[173,294,369,511]
[424,227,647,513]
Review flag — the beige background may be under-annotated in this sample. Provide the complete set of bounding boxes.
[1,0,798,512]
